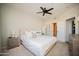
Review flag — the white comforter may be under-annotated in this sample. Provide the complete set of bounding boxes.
[21,35,57,56]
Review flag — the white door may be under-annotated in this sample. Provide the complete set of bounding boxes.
[66,18,75,41]
[66,20,72,41]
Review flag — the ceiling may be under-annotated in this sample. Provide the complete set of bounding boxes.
[5,3,79,20]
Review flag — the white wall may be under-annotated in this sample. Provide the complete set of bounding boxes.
[1,5,43,48]
[56,7,79,42]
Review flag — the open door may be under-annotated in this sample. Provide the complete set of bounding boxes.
[52,23,57,37]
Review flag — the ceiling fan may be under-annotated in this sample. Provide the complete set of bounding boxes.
[37,7,54,16]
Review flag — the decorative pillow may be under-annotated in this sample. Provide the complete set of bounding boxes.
[32,32,37,38]
[36,32,42,36]
[31,31,41,36]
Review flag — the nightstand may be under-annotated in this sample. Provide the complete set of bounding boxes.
[7,37,20,49]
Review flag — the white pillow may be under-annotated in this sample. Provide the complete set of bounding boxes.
[25,31,32,38]
[36,32,41,36]
[32,32,37,38]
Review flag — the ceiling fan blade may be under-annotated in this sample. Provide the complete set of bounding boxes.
[43,12,45,16]
[47,8,54,11]
[37,12,42,13]
[40,7,44,10]
[46,12,52,15]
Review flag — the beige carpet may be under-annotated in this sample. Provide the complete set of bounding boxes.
[7,42,69,56]
[47,42,69,56]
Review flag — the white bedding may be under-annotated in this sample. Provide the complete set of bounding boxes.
[21,35,57,56]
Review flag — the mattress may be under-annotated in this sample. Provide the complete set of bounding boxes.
[21,35,57,56]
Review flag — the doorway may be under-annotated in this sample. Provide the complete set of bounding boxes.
[66,17,75,41]
[52,23,57,37]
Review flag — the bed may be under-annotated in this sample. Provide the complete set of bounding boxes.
[20,31,57,56]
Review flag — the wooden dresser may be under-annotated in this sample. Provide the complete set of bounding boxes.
[69,34,79,56]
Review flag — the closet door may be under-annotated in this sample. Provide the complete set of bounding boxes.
[0,20,1,52]
[0,18,1,52]
[0,28,1,52]
[0,13,1,52]
[77,21,79,34]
